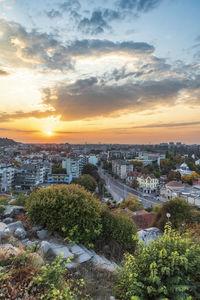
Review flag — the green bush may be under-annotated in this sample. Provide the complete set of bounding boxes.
[101,210,138,252]
[152,197,200,230]
[116,223,200,300]
[72,174,97,192]
[26,184,102,247]
[15,193,28,206]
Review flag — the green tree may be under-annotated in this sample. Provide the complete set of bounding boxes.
[131,178,139,189]
[82,163,100,182]
[167,170,181,182]
[152,197,200,230]
[119,194,143,211]
[26,184,102,247]
[73,174,97,192]
[116,223,200,300]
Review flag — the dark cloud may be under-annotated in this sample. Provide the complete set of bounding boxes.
[60,0,81,12]
[0,110,54,123]
[66,39,154,56]
[0,19,74,71]
[131,121,200,129]
[46,9,62,19]
[0,69,10,76]
[42,76,188,121]
[116,0,163,12]
[78,10,110,34]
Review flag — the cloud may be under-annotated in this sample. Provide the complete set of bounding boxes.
[0,19,74,71]
[131,121,200,129]
[78,10,111,34]
[0,110,54,122]
[116,0,163,12]
[0,69,10,76]
[0,127,40,133]
[42,76,188,121]
[66,39,155,56]
[46,9,62,19]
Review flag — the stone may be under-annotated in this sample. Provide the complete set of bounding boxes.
[0,222,10,241]
[69,244,92,264]
[137,227,163,245]
[39,241,73,260]
[8,198,16,205]
[65,261,78,269]
[92,253,119,273]
[26,240,40,249]
[0,244,22,261]
[3,217,13,224]
[3,205,25,218]
[110,297,116,300]
[7,221,25,233]
[37,229,52,240]
[32,225,43,232]
[14,228,27,240]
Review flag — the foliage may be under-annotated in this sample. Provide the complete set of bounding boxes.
[115,223,200,300]
[119,194,143,212]
[167,170,181,182]
[52,164,66,174]
[131,160,143,167]
[26,184,102,247]
[0,205,5,216]
[15,193,28,206]
[152,197,200,230]
[34,255,89,300]
[182,172,199,185]
[131,178,139,189]
[82,163,100,182]
[0,197,9,205]
[102,161,112,172]
[72,174,97,192]
[101,210,138,252]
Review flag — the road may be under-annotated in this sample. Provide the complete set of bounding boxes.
[98,167,161,208]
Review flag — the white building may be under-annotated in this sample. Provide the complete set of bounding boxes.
[88,154,99,166]
[137,174,159,193]
[176,162,194,176]
[112,160,133,179]
[0,166,15,192]
[62,155,87,178]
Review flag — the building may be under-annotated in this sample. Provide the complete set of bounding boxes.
[176,162,194,176]
[137,174,159,193]
[0,165,15,192]
[112,160,133,179]
[88,154,99,166]
[62,155,87,178]
[48,174,72,184]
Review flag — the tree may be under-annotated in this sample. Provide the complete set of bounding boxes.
[131,178,139,189]
[152,197,200,230]
[119,194,143,211]
[167,170,181,182]
[26,184,102,247]
[82,163,100,182]
[182,172,199,185]
[73,174,97,192]
[52,164,66,174]
[116,223,200,299]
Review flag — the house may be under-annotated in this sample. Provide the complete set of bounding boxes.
[176,162,194,176]
[137,174,159,193]
[112,160,133,179]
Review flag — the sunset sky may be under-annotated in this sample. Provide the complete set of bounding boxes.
[0,0,200,144]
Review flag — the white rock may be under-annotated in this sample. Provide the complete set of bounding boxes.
[37,229,52,240]
[8,198,16,205]
[7,221,24,233]
[0,222,10,241]
[14,228,27,240]
[3,205,25,217]
[137,227,163,245]
[3,217,13,224]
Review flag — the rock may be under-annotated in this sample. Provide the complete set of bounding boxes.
[37,229,52,240]
[70,244,92,264]
[7,221,25,233]
[8,198,16,205]
[26,240,40,249]
[39,241,73,260]
[3,205,25,218]
[137,227,163,245]
[110,297,115,300]
[14,228,27,240]
[32,225,43,232]
[3,217,13,224]
[0,222,10,241]
[92,253,119,273]
[65,262,78,269]
[0,244,22,261]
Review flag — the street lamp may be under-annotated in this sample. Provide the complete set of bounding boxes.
[166,212,171,221]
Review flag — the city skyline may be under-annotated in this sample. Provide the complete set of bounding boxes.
[0,0,200,143]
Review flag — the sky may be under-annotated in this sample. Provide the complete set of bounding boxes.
[0,0,200,144]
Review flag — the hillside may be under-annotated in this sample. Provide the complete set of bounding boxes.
[0,137,18,146]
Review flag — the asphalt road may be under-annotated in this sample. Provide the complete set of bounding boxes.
[98,167,161,208]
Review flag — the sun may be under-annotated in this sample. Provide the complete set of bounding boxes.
[44,131,53,136]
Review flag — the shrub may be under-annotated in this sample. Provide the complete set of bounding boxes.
[116,223,200,300]
[73,174,97,192]
[101,210,138,252]
[152,197,199,230]
[26,184,102,247]
[119,194,143,212]
[15,193,28,206]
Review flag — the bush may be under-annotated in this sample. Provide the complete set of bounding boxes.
[116,223,200,299]
[152,197,199,230]
[15,193,28,206]
[101,210,138,252]
[26,184,102,247]
[73,174,97,192]
[119,194,143,212]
